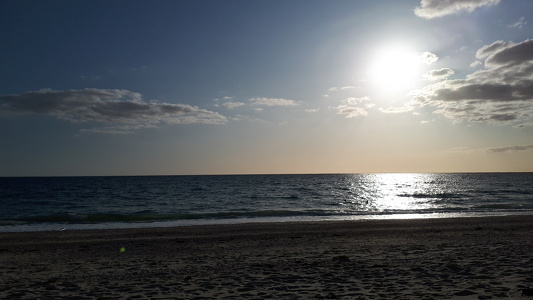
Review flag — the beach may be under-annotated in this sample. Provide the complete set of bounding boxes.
[1,216,532,299]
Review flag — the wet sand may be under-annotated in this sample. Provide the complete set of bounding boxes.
[1,215,533,299]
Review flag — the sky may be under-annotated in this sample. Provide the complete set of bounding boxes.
[1,0,532,176]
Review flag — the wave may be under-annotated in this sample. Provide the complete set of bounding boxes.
[5,202,533,226]
[2,210,334,225]
[397,192,466,199]
[472,203,533,210]
[249,195,300,200]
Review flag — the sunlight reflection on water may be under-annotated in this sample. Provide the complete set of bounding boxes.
[340,173,440,213]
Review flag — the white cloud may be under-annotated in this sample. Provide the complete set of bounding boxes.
[328,86,359,91]
[507,17,527,29]
[305,108,320,113]
[414,0,500,19]
[475,40,510,60]
[222,101,245,109]
[228,114,265,123]
[379,105,415,114]
[444,147,480,154]
[0,88,227,134]
[412,39,533,124]
[470,61,483,68]
[331,97,371,118]
[342,96,370,104]
[249,97,299,106]
[424,68,455,80]
[418,52,438,64]
[333,105,368,118]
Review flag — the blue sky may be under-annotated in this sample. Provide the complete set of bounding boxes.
[1,0,532,176]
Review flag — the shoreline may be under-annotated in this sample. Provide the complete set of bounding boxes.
[3,210,533,233]
[1,215,533,299]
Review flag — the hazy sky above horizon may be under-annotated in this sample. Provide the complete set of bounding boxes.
[1,0,533,176]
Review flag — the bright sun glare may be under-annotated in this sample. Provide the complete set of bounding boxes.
[368,45,423,91]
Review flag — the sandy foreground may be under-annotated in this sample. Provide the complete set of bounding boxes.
[1,216,533,299]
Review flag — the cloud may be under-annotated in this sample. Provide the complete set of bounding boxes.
[334,105,368,118]
[424,68,455,80]
[80,124,157,135]
[412,39,533,124]
[443,147,481,154]
[379,105,415,114]
[249,97,300,106]
[331,96,371,118]
[514,122,533,128]
[482,39,533,68]
[418,52,438,64]
[475,40,510,59]
[470,61,483,68]
[487,144,533,153]
[507,17,527,29]
[328,86,359,91]
[222,101,245,109]
[343,97,370,104]
[446,144,533,153]
[0,88,227,133]
[305,108,320,113]
[414,0,500,19]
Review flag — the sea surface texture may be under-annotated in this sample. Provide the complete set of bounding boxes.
[1,173,532,231]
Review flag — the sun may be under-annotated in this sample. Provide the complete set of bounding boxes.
[367,45,424,92]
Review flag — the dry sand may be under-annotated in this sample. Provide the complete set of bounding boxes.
[1,215,533,299]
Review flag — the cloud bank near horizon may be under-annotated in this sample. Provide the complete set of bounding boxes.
[488,144,533,153]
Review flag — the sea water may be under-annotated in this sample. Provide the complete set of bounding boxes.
[1,173,532,232]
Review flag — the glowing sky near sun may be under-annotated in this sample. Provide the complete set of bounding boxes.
[0,0,532,176]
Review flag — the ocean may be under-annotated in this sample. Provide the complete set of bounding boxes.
[1,173,532,232]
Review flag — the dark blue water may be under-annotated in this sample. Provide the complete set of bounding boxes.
[1,173,532,231]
